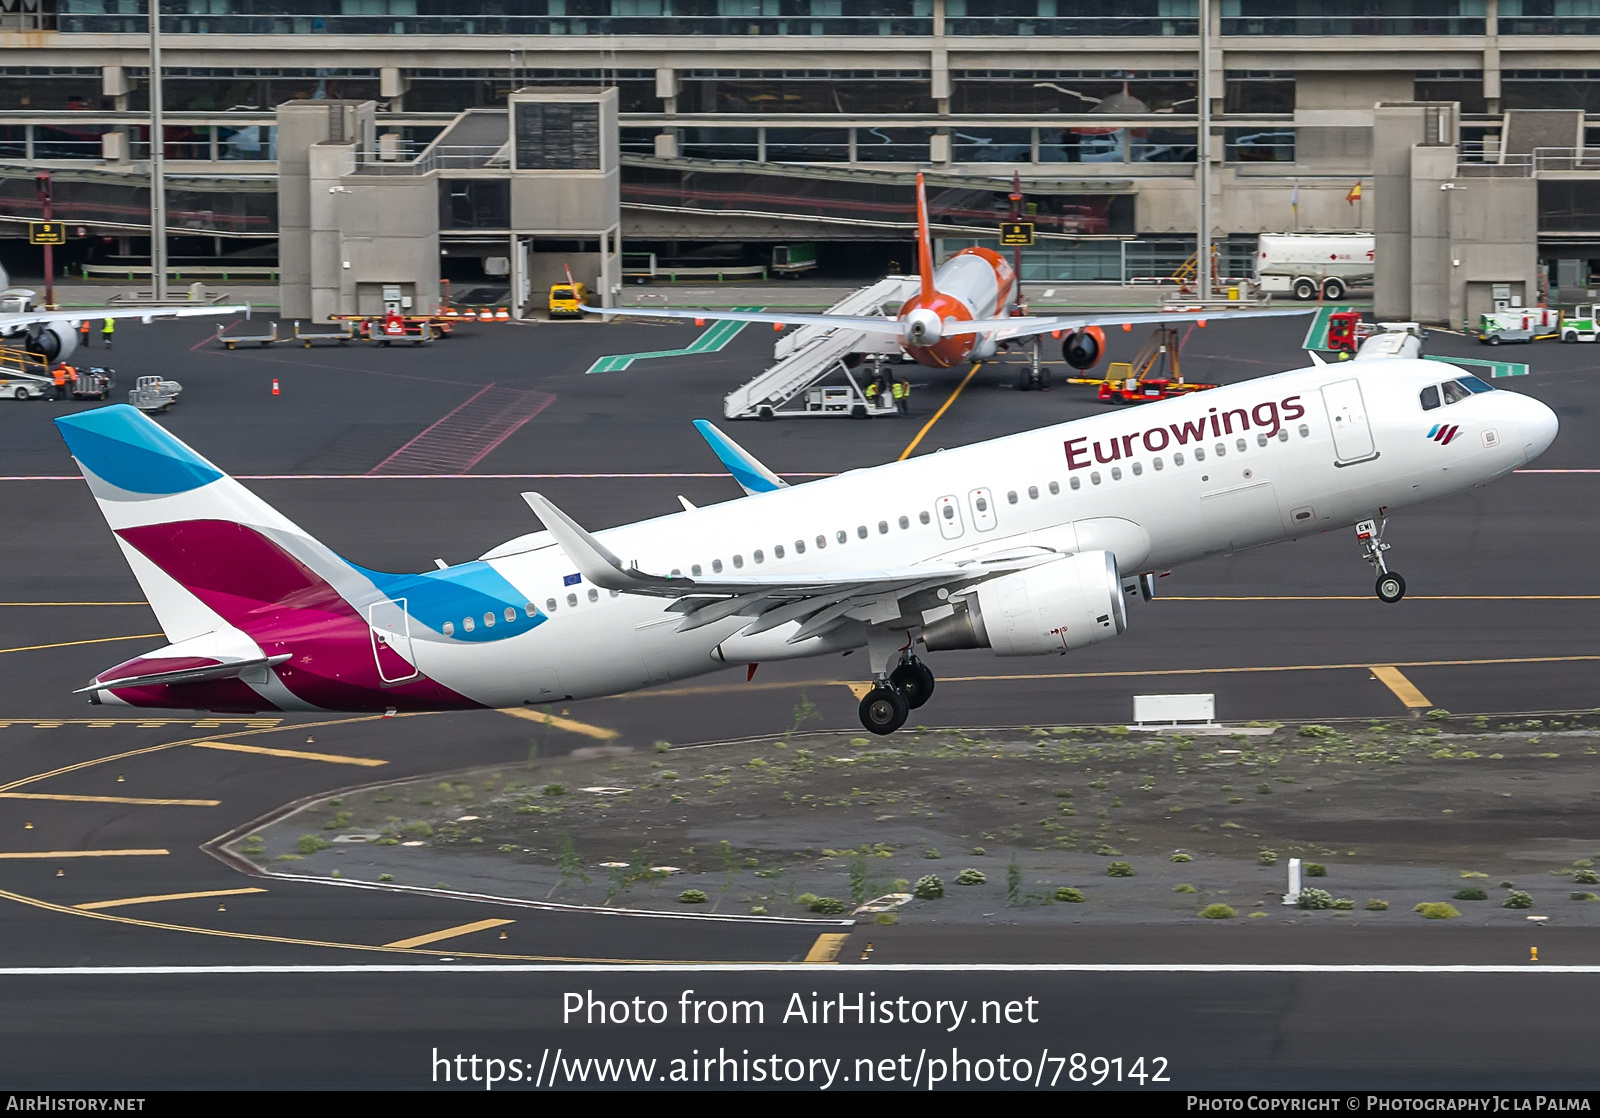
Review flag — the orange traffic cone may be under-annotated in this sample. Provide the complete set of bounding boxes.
[271,378,280,396]
[495,307,509,321]
[478,308,493,322]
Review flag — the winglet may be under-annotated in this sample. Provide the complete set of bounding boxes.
[521,492,683,593]
[692,419,788,496]
[915,172,935,302]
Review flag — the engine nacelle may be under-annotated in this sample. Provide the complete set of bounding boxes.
[904,307,944,346]
[25,322,76,364]
[922,550,1126,656]
[1061,326,1104,370]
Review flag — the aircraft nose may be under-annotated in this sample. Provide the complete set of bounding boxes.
[1518,393,1558,463]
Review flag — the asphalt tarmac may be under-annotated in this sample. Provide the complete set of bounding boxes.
[2,301,1598,1087]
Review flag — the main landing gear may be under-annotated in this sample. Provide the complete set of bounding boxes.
[858,654,936,735]
[1016,337,1052,392]
[1356,517,1406,603]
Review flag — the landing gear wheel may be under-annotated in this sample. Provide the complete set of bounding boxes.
[1017,369,1033,392]
[858,685,909,735]
[889,660,936,709]
[1376,572,1406,603]
[1038,366,1052,390]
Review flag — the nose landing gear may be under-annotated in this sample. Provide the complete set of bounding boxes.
[1357,518,1406,603]
[858,653,937,735]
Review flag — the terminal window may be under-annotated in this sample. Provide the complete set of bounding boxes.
[514,101,600,170]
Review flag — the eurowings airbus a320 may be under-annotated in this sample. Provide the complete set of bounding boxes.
[56,356,1555,734]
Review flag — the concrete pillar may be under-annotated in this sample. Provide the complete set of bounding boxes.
[1409,144,1455,325]
[1373,104,1426,321]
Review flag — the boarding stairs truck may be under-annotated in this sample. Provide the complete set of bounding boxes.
[1256,232,1374,301]
[723,276,918,420]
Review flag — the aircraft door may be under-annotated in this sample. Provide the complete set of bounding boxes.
[367,598,420,684]
[935,495,965,540]
[968,487,998,532]
[1320,379,1378,464]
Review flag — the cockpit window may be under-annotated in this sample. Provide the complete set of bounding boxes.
[1441,380,1472,405]
[1457,374,1495,393]
[1420,385,1440,411]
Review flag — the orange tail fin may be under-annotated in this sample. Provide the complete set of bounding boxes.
[915,172,935,301]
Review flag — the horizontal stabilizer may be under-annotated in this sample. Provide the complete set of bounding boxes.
[692,419,788,495]
[77,653,291,694]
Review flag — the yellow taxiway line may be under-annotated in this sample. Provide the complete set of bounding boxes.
[75,887,267,911]
[0,634,163,657]
[498,707,618,740]
[804,933,850,964]
[191,741,387,767]
[0,792,219,807]
[1369,666,1433,708]
[384,918,516,950]
[899,362,983,461]
[0,849,168,860]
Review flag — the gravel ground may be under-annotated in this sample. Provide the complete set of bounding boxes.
[235,714,1600,927]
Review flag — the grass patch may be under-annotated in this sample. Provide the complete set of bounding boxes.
[1199,903,1236,919]
[1453,885,1489,901]
[1173,884,1197,894]
[1503,890,1534,909]
[913,875,944,900]
[955,868,987,886]
[1365,899,1389,911]
[296,834,332,855]
[1413,902,1461,919]
[1055,887,1085,903]
[1106,861,1134,877]
[678,890,708,904]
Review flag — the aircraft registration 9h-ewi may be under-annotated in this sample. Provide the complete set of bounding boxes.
[55,345,1556,734]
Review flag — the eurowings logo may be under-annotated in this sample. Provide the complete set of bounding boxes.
[1427,423,1461,445]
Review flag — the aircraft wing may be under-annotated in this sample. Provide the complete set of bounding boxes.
[939,305,1315,340]
[523,491,1051,642]
[581,304,903,334]
[692,419,788,495]
[0,303,251,331]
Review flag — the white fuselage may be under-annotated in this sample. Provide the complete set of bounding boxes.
[368,357,1553,710]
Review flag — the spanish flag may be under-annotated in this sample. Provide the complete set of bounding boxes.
[1346,181,1363,204]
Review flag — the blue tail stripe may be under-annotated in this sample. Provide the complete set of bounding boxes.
[54,405,224,496]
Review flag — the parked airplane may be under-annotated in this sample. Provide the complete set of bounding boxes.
[585,172,1301,371]
[0,264,247,364]
[56,354,1557,734]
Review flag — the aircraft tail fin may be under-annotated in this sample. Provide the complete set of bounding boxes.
[53,405,368,647]
[915,172,935,301]
[692,419,788,495]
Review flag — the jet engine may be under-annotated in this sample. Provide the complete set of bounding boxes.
[904,307,944,347]
[1061,325,1105,370]
[922,550,1126,656]
[23,322,77,364]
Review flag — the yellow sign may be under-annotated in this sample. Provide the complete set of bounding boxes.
[999,221,1034,247]
[29,221,66,246]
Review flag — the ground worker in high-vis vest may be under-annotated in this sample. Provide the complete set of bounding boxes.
[101,317,115,349]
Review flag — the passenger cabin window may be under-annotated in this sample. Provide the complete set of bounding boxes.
[942,505,956,521]
[857,525,868,539]
[587,588,598,602]
[898,516,910,529]
[1194,448,1206,461]
[1091,471,1102,485]
[816,535,827,548]
[464,616,475,631]
[1131,461,1143,476]
[775,545,785,558]
[443,622,455,636]
[1174,452,1185,465]
[1006,490,1018,504]
[878,520,889,534]
[754,549,764,563]
[524,603,537,618]
[1442,380,1472,405]
[1028,486,1038,500]
[1420,385,1440,410]
[1049,481,1060,495]
[1153,457,1164,470]
[712,559,723,572]
[1070,476,1081,490]
[1236,438,1247,452]
[505,607,517,622]
[920,510,932,524]
[732,555,743,568]
[795,540,806,553]
[1110,466,1122,481]
[691,564,702,577]
[566,593,577,607]
[836,530,847,544]
[1257,433,1269,447]
[483,612,494,627]
[546,598,557,612]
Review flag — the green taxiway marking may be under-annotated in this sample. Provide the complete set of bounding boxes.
[1301,304,1356,352]
[1424,353,1528,378]
[586,308,762,374]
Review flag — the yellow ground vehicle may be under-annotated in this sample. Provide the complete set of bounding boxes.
[548,280,589,319]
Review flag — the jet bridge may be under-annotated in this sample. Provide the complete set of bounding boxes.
[722,275,918,420]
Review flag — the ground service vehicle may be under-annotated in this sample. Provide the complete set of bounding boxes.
[1560,305,1600,342]
[549,281,589,319]
[129,375,181,413]
[1256,233,1374,301]
[71,366,114,400]
[1480,308,1557,345]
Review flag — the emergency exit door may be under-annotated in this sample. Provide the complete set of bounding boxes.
[368,598,419,684]
[1320,379,1377,464]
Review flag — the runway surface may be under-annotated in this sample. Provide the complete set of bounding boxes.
[2,308,1598,1086]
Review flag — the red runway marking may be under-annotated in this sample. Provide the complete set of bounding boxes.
[369,383,558,475]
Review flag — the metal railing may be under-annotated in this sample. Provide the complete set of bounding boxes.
[1219,15,1485,34]
[355,144,505,175]
[1455,146,1600,178]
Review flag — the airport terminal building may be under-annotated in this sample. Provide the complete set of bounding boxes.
[2,1,1597,318]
